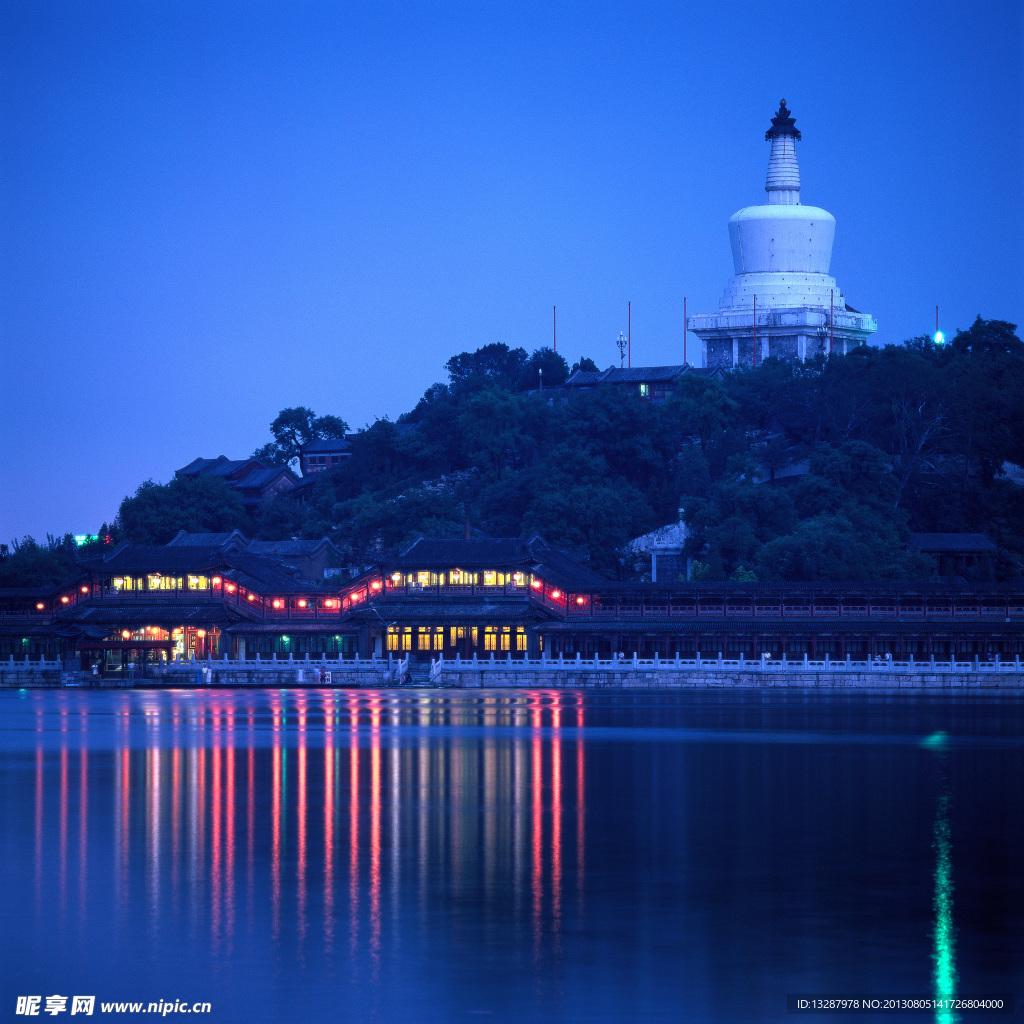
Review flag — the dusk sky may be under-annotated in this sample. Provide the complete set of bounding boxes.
[1,0,1021,541]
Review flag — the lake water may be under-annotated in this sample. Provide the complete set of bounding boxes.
[1,689,1022,1023]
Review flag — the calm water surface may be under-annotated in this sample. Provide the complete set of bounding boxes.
[1,689,1022,1023]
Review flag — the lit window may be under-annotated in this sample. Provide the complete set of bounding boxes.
[639,383,649,397]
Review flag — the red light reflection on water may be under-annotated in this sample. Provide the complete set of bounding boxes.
[551,699,562,942]
[531,695,543,960]
[297,696,308,947]
[211,713,222,947]
[271,700,282,941]
[226,709,236,949]
[324,697,335,952]
[348,697,360,959]
[577,693,586,913]
[369,696,382,974]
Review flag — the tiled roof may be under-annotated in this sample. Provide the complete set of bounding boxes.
[347,600,541,624]
[542,618,1024,635]
[596,365,688,384]
[909,533,996,553]
[302,438,350,453]
[564,370,604,386]
[233,464,297,491]
[221,552,328,593]
[94,546,229,572]
[166,530,250,548]
[390,536,608,589]
[248,539,336,557]
[59,603,240,627]
[176,456,256,479]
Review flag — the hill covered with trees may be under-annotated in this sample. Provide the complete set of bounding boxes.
[5,317,1023,586]
[247,317,1024,581]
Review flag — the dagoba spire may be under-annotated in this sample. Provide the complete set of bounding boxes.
[764,99,801,205]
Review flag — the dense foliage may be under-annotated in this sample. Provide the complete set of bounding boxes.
[117,476,251,546]
[8,320,1024,586]
[250,320,1024,581]
[0,534,110,588]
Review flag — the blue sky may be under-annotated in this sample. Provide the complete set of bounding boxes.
[1,0,1021,539]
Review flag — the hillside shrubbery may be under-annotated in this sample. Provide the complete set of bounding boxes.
[7,318,1023,586]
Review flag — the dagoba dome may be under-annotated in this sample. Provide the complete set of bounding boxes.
[687,101,876,369]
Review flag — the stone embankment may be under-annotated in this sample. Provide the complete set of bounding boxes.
[2,656,1022,691]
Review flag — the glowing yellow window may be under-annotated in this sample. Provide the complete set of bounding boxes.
[484,628,497,651]
[516,629,528,652]
[483,571,496,587]
[402,628,413,652]
[500,628,511,651]
[387,628,399,652]
[433,628,444,651]
[417,629,433,651]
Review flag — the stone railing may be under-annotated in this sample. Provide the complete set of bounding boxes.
[426,652,1024,690]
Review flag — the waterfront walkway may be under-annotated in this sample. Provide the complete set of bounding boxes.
[3,652,1024,690]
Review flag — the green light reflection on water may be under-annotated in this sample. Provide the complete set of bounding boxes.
[926,731,958,1024]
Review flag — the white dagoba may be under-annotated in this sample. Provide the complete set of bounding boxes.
[688,100,876,369]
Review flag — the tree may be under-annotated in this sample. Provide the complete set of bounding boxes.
[253,407,348,467]
[332,488,465,553]
[523,479,654,577]
[117,476,251,545]
[0,535,81,587]
[571,356,600,374]
[445,343,527,394]
[661,375,739,454]
[459,387,526,479]
[517,347,569,390]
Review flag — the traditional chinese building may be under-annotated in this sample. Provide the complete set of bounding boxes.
[175,456,299,509]
[2,536,1023,675]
